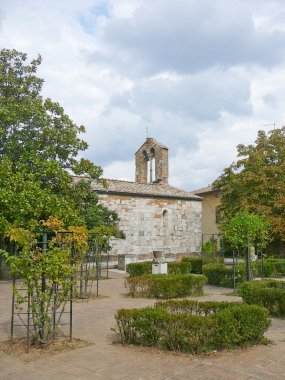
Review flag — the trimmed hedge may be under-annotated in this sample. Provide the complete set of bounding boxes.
[251,259,285,278]
[238,280,285,317]
[125,274,206,299]
[275,259,285,276]
[126,261,192,277]
[114,300,270,354]
[214,304,270,348]
[181,257,203,273]
[182,257,224,274]
[168,261,192,275]
[126,262,152,277]
[202,263,246,287]
[155,299,238,316]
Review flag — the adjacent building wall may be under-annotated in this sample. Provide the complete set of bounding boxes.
[98,193,202,260]
[200,191,221,237]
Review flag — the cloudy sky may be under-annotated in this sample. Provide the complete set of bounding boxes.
[1,0,285,190]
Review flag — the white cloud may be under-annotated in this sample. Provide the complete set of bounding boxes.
[0,0,285,190]
[101,0,285,75]
[110,69,252,122]
[103,159,134,181]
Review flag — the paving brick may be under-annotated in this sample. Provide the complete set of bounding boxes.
[1,271,285,380]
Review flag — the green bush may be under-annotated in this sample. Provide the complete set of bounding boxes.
[203,257,224,265]
[182,257,224,274]
[114,307,168,345]
[182,257,203,273]
[155,299,238,316]
[238,280,285,317]
[276,259,285,277]
[215,304,270,348]
[126,261,192,277]
[125,274,206,299]
[159,313,217,353]
[202,263,233,287]
[113,308,137,344]
[275,259,285,276]
[168,261,192,275]
[126,262,152,277]
[251,258,285,278]
[202,263,245,287]
[114,301,270,354]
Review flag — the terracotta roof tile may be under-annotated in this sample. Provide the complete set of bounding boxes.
[192,185,219,195]
[92,179,201,201]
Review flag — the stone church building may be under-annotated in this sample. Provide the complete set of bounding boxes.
[92,138,202,266]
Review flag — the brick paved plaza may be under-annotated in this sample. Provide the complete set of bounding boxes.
[1,271,285,380]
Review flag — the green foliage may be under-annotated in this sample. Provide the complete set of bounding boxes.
[203,263,232,287]
[2,231,77,344]
[159,313,217,354]
[0,49,93,173]
[114,301,270,354]
[114,306,217,353]
[126,262,152,277]
[113,308,137,344]
[251,258,285,278]
[214,304,270,348]
[1,225,118,343]
[202,263,245,287]
[0,158,80,232]
[202,240,222,254]
[275,259,285,276]
[202,240,212,253]
[221,212,271,253]
[182,257,204,273]
[182,257,224,274]
[125,274,206,299]
[168,261,192,275]
[126,261,192,277]
[238,280,285,317]
[115,307,169,346]
[213,127,285,241]
[0,48,121,240]
[154,299,238,316]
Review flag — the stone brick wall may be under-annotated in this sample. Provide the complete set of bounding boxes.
[98,194,202,260]
[156,147,168,184]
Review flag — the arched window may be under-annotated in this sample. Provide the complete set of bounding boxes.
[150,148,155,182]
[142,148,156,183]
[162,210,168,228]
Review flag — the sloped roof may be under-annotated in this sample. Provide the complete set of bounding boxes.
[91,179,201,201]
[135,137,168,154]
[192,185,219,195]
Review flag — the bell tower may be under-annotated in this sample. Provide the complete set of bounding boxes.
[135,138,169,184]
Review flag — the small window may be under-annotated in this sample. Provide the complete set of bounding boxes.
[215,206,222,224]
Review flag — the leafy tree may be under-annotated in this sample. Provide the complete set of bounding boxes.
[222,212,271,253]
[0,48,120,245]
[214,127,285,243]
[0,49,124,345]
[222,212,271,281]
[0,49,97,174]
[1,225,89,344]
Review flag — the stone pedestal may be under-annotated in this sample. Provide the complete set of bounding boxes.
[152,251,168,274]
[118,254,137,271]
[152,262,168,274]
